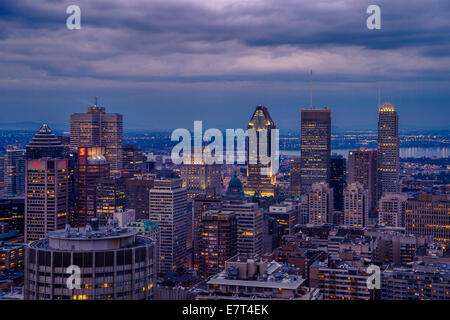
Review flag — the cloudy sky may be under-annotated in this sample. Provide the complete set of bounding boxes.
[0,0,449,131]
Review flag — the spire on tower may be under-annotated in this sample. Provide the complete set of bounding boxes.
[310,70,313,108]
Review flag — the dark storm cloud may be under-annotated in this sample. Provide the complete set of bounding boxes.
[0,0,448,130]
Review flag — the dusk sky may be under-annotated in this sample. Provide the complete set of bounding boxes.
[0,0,449,131]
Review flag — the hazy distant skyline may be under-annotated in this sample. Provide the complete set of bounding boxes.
[0,0,449,131]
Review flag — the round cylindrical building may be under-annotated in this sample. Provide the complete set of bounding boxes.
[24,224,155,300]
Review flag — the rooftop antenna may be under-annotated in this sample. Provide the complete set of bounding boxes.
[94,96,98,106]
[378,88,381,110]
[310,70,313,108]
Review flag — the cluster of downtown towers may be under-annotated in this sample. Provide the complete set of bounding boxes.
[14,101,399,276]
[245,103,399,210]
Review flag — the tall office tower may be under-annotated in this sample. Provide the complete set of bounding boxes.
[0,197,25,234]
[74,147,110,227]
[405,194,450,243]
[289,157,302,197]
[149,178,187,273]
[222,200,264,256]
[192,193,222,270]
[26,124,64,159]
[244,104,277,197]
[122,144,145,174]
[96,177,126,225]
[268,203,298,236]
[198,210,237,278]
[25,224,156,300]
[0,155,5,194]
[348,148,378,211]
[56,135,71,151]
[330,155,346,212]
[180,161,222,199]
[70,104,123,175]
[307,182,333,225]
[378,193,408,227]
[300,108,331,195]
[343,182,369,228]
[4,146,26,196]
[24,158,69,242]
[125,175,155,220]
[377,102,400,199]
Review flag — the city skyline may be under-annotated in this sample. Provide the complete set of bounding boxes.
[0,0,449,304]
[0,0,449,130]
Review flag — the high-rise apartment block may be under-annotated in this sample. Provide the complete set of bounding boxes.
[307,182,333,225]
[378,193,408,227]
[343,182,369,228]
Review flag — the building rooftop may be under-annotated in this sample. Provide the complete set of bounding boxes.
[208,255,305,290]
[47,224,138,241]
[29,223,153,251]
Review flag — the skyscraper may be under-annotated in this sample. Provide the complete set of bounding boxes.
[198,210,237,278]
[125,175,155,220]
[377,102,400,198]
[24,158,69,242]
[192,193,222,270]
[4,146,26,196]
[222,200,264,256]
[343,182,369,228]
[180,161,222,199]
[122,144,145,174]
[300,108,331,195]
[244,104,276,197]
[96,177,127,225]
[348,148,378,211]
[330,155,346,212]
[26,124,64,159]
[149,178,187,273]
[70,104,123,175]
[0,155,5,193]
[74,147,110,227]
[289,157,302,197]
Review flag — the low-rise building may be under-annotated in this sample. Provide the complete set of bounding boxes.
[203,255,313,300]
